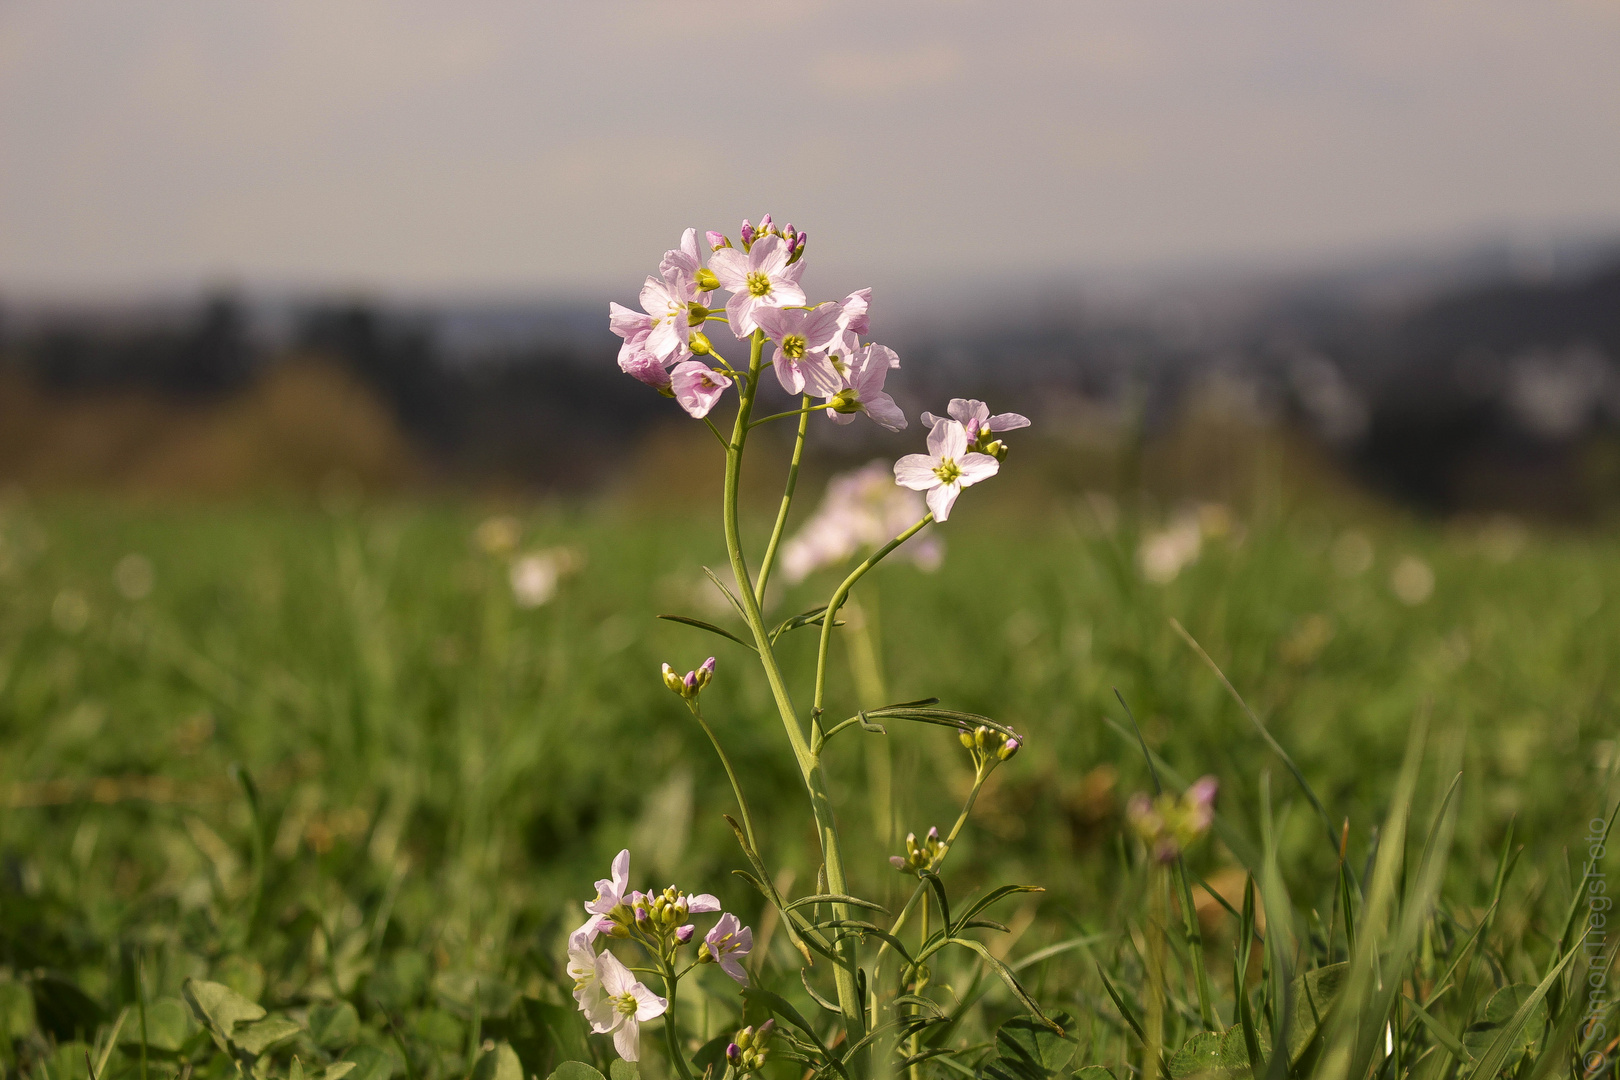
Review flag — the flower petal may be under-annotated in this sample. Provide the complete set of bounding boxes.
[926,483,961,522]
[862,391,907,432]
[840,288,872,335]
[708,247,751,290]
[800,354,844,398]
[775,356,807,395]
[894,455,940,490]
[613,1018,640,1061]
[753,305,794,343]
[927,418,967,460]
[631,984,668,1021]
[947,399,989,430]
[686,893,721,914]
[671,361,733,418]
[726,292,757,338]
[595,948,634,996]
[802,302,844,348]
[609,302,652,340]
[956,452,1000,486]
[988,412,1031,431]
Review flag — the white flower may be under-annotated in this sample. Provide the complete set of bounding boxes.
[893,419,1000,523]
[585,849,632,922]
[509,553,559,608]
[585,950,668,1062]
[567,918,604,1013]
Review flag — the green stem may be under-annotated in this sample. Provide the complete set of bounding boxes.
[754,395,812,604]
[869,767,992,1022]
[721,330,868,1056]
[661,967,695,1080]
[687,700,760,851]
[812,516,933,719]
[748,402,820,429]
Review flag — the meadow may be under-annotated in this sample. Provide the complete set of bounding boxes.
[0,449,1616,1080]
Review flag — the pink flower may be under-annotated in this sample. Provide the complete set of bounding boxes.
[755,303,842,394]
[816,344,907,432]
[893,419,1000,522]
[708,234,807,337]
[670,361,733,418]
[839,288,872,337]
[585,950,668,1062]
[920,399,1030,442]
[702,912,753,986]
[585,849,633,918]
[617,335,673,393]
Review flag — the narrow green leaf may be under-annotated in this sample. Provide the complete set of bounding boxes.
[784,894,888,914]
[655,615,755,652]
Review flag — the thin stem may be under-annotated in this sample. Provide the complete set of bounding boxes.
[748,402,821,429]
[661,967,695,1080]
[812,516,933,718]
[687,700,760,851]
[870,767,993,1000]
[720,330,868,1055]
[702,417,730,450]
[754,395,812,604]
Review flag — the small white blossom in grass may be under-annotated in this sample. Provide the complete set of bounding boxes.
[816,345,907,431]
[699,912,753,986]
[585,949,667,1062]
[509,553,558,608]
[670,361,733,418]
[893,419,1000,522]
[755,304,842,394]
[708,234,807,337]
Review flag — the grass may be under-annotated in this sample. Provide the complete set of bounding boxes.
[0,478,1616,1080]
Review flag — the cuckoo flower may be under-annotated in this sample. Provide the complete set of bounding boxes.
[894,419,999,522]
[920,399,1030,439]
[585,849,632,918]
[567,920,603,1007]
[755,303,842,394]
[616,334,673,393]
[817,345,906,431]
[839,288,872,337]
[586,950,668,1062]
[701,912,753,986]
[708,234,806,337]
[670,361,732,418]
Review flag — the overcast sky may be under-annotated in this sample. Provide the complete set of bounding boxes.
[2,0,1618,300]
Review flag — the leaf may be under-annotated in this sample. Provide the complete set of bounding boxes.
[920,871,952,933]
[183,979,266,1049]
[323,1064,359,1080]
[233,1015,303,1056]
[1218,1026,1268,1077]
[1073,1069,1119,1080]
[955,886,1045,929]
[1468,940,1580,1080]
[857,705,1020,743]
[609,1061,640,1080]
[769,607,844,644]
[800,971,841,1014]
[1284,963,1348,1062]
[340,1045,400,1080]
[816,920,914,966]
[1168,1032,1226,1079]
[701,567,751,625]
[547,1064,607,1080]
[473,1042,524,1080]
[950,939,1059,1032]
[656,615,755,652]
[1462,984,1548,1069]
[119,998,190,1054]
[692,1034,732,1078]
[784,894,888,914]
[308,1001,361,1050]
[990,1013,1077,1080]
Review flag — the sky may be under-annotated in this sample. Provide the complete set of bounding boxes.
[2,0,1618,301]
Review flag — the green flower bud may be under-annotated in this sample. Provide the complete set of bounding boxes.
[695,267,721,292]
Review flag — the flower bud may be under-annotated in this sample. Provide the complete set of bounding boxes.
[686,302,710,326]
[740,220,755,248]
[688,330,712,356]
[697,941,713,963]
[675,923,695,944]
[705,231,729,252]
[694,266,721,292]
[985,439,1008,462]
[959,728,975,749]
[696,656,716,689]
[726,1043,742,1065]
[662,663,685,695]
[790,230,807,260]
[998,736,1021,761]
[829,388,860,414]
[758,213,773,235]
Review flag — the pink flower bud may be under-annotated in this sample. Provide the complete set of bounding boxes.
[676,923,695,944]
[758,213,773,233]
[890,855,908,870]
[726,1044,741,1065]
[706,230,729,251]
[740,220,755,246]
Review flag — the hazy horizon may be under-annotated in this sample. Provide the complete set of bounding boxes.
[3,1,1619,300]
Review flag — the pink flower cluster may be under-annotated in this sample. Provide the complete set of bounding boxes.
[569,849,754,1062]
[608,216,902,429]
